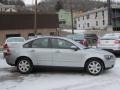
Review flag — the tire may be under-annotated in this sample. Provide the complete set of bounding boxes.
[85,59,104,75]
[17,58,33,74]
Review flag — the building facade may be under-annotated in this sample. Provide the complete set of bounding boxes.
[76,5,120,31]
[58,9,72,29]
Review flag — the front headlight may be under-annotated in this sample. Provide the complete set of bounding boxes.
[104,55,114,60]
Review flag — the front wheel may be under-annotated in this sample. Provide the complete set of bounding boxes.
[17,58,33,74]
[85,59,104,75]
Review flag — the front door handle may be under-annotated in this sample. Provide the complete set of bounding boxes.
[30,50,35,52]
[55,50,60,53]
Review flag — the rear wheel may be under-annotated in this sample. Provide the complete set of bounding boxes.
[85,59,104,75]
[17,58,33,74]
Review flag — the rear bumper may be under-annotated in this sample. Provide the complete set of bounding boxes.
[5,55,16,66]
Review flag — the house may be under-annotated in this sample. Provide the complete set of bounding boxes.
[57,9,72,29]
[0,13,59,44]
[0,2,17,13]
[75,5,120,31]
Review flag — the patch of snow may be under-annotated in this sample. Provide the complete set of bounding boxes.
[0,54,120,90]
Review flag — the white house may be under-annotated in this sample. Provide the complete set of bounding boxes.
[0,2,17,13]
[75,5,120,31]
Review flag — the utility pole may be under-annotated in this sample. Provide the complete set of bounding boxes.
[34,0,37,35]
[70,0,74,34]
[107,0,112,25]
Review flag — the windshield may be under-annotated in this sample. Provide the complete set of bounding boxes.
[66,37,87,49]
[7,37,25,42]
[67,34,84,40]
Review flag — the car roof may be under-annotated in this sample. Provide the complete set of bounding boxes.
[24,36,86,49]
[25,36,69,43]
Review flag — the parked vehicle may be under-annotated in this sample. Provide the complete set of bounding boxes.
[97,33,120,54]
[66,34,98,47]
[3,37,25,56]
[4,36,115,75]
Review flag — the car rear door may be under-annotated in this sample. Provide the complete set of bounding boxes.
[24,38,53,66]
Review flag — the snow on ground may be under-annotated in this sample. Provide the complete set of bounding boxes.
[62,29,86,34]
[0,53,120,90]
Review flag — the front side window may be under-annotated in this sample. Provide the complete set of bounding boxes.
[31,38,49,48]
[58,39,74,49]
[51,38,74,49]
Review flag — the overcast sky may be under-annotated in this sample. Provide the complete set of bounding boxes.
[24,0,42,5]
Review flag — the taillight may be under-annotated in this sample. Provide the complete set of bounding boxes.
[114,40,120,44]
[83,39,88,47]
[3,44,8,48]
[3,44,11,56]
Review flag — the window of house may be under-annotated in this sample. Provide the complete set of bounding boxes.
[103,20,105,25]
[50,32,56,36]
[102,11,104,19]
[83,16,84,20]
[87,14,90,19]
[95,12,98,19]
[59,20,66,24]
[79,24,80,27]
[96,21,98,26]
[87,23,90,27]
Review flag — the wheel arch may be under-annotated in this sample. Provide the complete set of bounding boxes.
[84,57,105,69]
[15,56,33,66]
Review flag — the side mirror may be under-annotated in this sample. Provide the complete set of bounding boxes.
[71,46,78,51]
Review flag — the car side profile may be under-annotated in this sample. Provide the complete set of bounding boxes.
[4,36,116,75]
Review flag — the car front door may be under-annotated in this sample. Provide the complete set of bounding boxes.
[51,38,83,67]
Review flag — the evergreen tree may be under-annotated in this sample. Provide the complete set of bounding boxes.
[55,0,63,12]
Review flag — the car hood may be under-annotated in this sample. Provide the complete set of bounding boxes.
[82,48,113,55]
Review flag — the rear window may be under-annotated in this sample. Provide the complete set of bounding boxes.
[101,34,120,40]
[85,34,97,38]
[7,37,25,42]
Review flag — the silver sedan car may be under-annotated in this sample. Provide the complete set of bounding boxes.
[97,33,120,54]
[4,36,116,75]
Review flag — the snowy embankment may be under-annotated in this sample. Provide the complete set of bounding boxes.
[0,53,120,90]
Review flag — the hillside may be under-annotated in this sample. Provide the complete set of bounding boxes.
[37,0,106,13]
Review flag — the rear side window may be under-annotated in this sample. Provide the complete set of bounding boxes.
[23,38,49,48]
[7,38,25,42]
[32,38,48,48]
